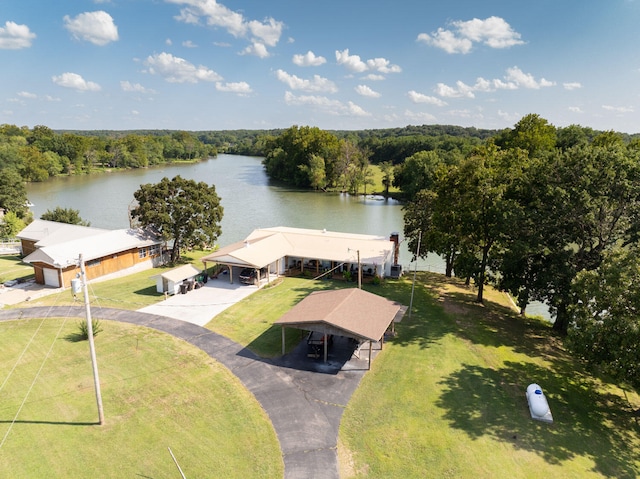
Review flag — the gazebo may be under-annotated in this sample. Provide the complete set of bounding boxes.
[274,288,406,368]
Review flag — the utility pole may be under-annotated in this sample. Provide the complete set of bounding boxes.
[357,249,362,289]
[79,254,105,425]
[408,231,421,320]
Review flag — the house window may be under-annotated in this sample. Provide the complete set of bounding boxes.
[87,259,101,267]
[149,244,160,256]
[139,248,148,259]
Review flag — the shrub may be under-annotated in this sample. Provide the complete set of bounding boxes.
[76,318,103,340]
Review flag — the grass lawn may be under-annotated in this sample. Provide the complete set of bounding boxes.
[0,318,282,478]
[0,255,34,283]
[6,254,640,478]
[206,276,345,357]
[7,249,214,311]
[338,273,640,478]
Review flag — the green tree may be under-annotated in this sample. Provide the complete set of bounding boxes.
[299,154,326,190]
[566,246,640,389]
[393,150,444,199]
[0,210,26,238]
[263,126,339,188]
[379,161,394,198]
[495,113,556,157]
[130,176,223,263]
[0,168,29,218]
[41,207,90,226]
[403,188,458,277]
[505,141,640,332]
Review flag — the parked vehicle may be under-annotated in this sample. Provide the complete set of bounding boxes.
[239,268,257,284]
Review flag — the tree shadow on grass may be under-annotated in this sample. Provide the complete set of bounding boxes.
[436,360,640,478]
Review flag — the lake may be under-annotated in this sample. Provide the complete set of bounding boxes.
[26,154,443,273]
[25,153,550,318]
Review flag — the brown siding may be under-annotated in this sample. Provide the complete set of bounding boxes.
[20,239,37,257]
[32,245,161,286]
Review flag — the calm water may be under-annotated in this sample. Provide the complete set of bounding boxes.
[26,154,443,272]
[26,154,550,318]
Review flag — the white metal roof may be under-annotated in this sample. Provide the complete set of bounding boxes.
[17,219,108,244]
[202,226,394,269]
[22,228,161,268]
[158,264,202,283]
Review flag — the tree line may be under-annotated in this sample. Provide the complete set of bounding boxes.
[0,124,216,183]
[400,114,640,389]
[259,116,640,389]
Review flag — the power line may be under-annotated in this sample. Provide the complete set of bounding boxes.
[0,314,70,449]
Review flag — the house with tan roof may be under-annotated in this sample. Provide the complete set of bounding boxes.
[201,226,400,284]
[17,220,163,288]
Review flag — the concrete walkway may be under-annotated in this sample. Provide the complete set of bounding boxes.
[0,306,369,479]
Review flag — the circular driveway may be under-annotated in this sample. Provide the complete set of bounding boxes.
[0,306,367,479]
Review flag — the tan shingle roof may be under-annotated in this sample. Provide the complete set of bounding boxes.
[274,288,406,342]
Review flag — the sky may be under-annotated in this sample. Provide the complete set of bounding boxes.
[1,0,640,133]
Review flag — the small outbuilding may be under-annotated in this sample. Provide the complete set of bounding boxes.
[155,264,203,295]
[274,288,406,367]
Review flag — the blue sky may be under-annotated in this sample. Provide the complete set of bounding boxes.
[1,0,640,133]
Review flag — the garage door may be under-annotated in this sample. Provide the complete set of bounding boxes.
[43,268,60,287]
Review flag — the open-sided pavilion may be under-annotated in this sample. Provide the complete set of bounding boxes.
[274,288,406,368]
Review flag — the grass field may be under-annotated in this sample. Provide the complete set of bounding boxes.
[3,255,640,478]
[0,318,282,478]
[338,273,640,478]
[0,255,34,283]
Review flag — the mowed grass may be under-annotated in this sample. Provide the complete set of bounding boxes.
[0,318,282,478]
[0,255,34,283]
[207,277,351,357]
[6,254,640,478]
[8,249,213,310]
[338,273,640,478]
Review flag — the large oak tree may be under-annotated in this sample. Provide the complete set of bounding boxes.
[130,175,223,263]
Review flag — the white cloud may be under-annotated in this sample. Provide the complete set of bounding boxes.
[276,69,337,93]
[568,106,583,113]
[293,51,326,67]
[602,105,634,113]
[336,49,401,74]
[0,21,36,49]
[404,109,437,122]
[355,85,381,98]
[182,40,197,48]
[240,41,270,58]
[363,74,385,81]
[168,0,283,57]
[144,52,222,83]
[417,16,524,54]
[417,30,472,54]
[284,91,370,117]
[17,91,37,99]
[436,81,476,98]
[52,72,101,91]
[505,67,554,89]
[120,81,156,94]
[63,11,119,46]
[436,67,555,98]
[408,90,447,106]
[166,38,173,46]
[563,82,582,90]
[216,81,252,95]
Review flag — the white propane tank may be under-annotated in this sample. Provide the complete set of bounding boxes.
[526,383,551,421]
